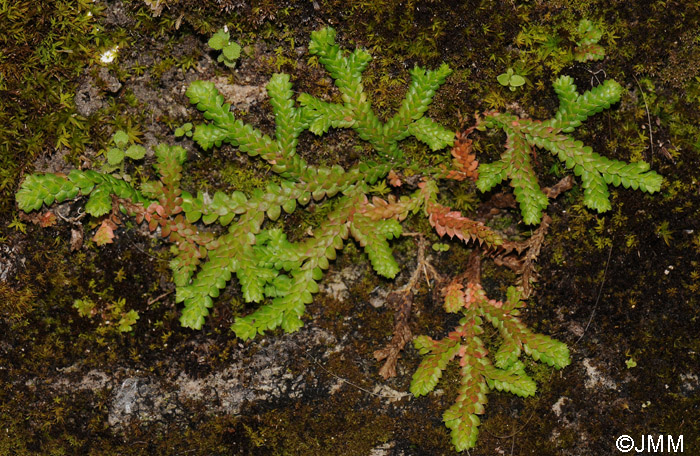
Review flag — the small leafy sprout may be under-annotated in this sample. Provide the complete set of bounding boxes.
[208,28,241,68]
[73,298,96,318]
[432,242,450,252]
[625,358,637,369]
[656,220,673,246]
[8,215,27,234]
[113,130,129,148]
[118,309,140,333]
[497,68,526,91]
[368,180,391,196]
[103,130,146,172]
[114,267,126,283]
[74,296,139,332]
[174,122,193,138]
[574,19,605,62]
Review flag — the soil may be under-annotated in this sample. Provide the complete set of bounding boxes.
[1,1,698,455]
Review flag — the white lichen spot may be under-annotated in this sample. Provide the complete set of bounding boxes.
[582,358,618,390]
[100,46,119,64]
[371,384,409,403]
[551,396,570,417]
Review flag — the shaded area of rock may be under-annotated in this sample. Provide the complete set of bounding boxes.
[36,328,337,430]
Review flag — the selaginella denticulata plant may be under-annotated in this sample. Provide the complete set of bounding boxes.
[15,27,662,451]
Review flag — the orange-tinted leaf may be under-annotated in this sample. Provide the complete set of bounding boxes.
[93,219,117,246]
[148,218,159,232]
[387,170,402,187]
[426,202,504,248]
[38,211,57,227]
[443,281,465,312]
[446,127,479,181]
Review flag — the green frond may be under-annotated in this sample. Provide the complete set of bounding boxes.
[548,76,623,132]
[494,339,521,369]
[170,244,205,287]
[410,337,461,396]
[350,216,401,278]
[503,128,549,224]
[154,144,187,187]
[179,293,213,330]
[525,122,662,212]
[84,185,112,216]
[442,363,488,451]
[413,284,571,451]
[298,94,355,135]
[408,117,455,151]
[522,333,571,369]
[191,123,229,150]
[185,80,225,114]
[483,363,537,397]
[308,27,338,60]
[231,267,318,339]
[383,64,453,140]
[478,77,661,223]
[475,161,507,193]
[16,174,80,212]
[267,73,305,159]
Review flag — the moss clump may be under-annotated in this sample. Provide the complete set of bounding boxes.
[0,1,107,213]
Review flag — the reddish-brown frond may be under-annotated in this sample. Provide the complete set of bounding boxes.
[446,126,479,181]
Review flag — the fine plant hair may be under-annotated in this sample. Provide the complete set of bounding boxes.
[16,27,662,451]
